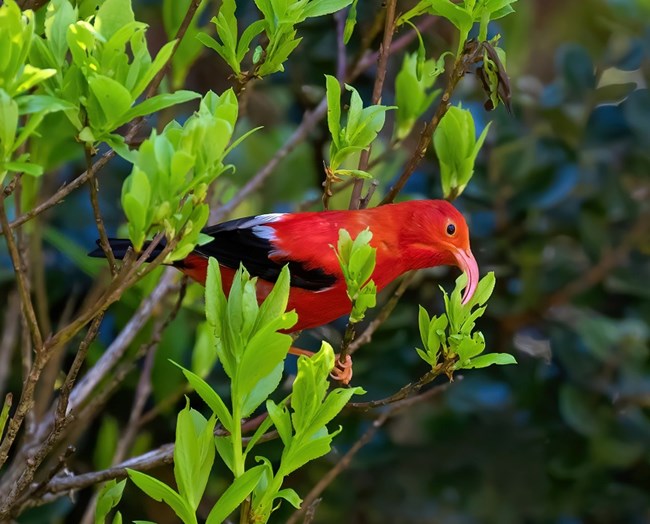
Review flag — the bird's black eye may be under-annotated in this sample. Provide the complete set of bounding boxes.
[446,223,456,236]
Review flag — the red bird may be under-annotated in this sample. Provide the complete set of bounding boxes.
[91,199,479,382]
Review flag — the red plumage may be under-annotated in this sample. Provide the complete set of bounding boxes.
[92,200,479,332]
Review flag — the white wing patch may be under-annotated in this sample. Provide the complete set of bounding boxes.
[239,213,286,254]
[239,213,285,229]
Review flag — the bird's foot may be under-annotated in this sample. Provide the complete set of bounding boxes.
[288,346,353,384]
[331,354,353,385]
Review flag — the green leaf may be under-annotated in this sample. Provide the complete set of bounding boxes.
[44,0,78,65]
[301,0,353,18]
[333,168,372,179]
[418,306,431,351]
[174,401,216,511]
[172,362,233,432]
[3,161,43,177]
[191,321,218,377]
[94,0,135,40]
[237,330,291,417]
[343,0,358,43]
[205,465,265,524]
[276,488,302,509]
[87,75,133,134]
[325,74,341,147]
[267,399,293,446]
[466,271,496,309]
[16,95,75,116]
[429,0,473,31]
[115,90,201,129]
[127,469,197,524]
[464,353,517,369]
[95,479,126,524]
[130,39,177,99]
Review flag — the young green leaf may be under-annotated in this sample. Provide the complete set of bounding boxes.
[174,401,216,511]
[95,479,126,524]
[205,465,266,524]
[127,469,196,524]
[434,105,491,199]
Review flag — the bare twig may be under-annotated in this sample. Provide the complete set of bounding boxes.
[55,315,104,425]
[145,0,202,100]
[67,268,179,416]
[349,0,397,210]
[0,197,42,351]
[0,198,45,469]
[347,362,457,411]
[0,291,21,395]
[86,145,117,275]
[349,272,415,355]
[335,10,347,83]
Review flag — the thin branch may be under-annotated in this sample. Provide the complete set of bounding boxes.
[86,146,117,275]
[335,10,347,83]
[66,268,179,416]
[0,290,21,395]
[349,0,397,210]
[0,196,42,351]
[286,379,457,524]
[145,0,202,100]
[26,419,278,506]
[212,97,329,221]
[347,362,457,412]
[349,272,415,355]
[54,314,104,425]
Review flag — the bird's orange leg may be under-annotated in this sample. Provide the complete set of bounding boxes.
[288,346,353,385]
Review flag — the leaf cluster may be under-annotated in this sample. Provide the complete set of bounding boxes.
[334,228,377,323]
[30,0,198,146]
[394,52,445,140]
[121,90,252,259]
[400,0,517,55]
[417,272,516,372]
[0,1,62,180]
[199,0,354,80]
[326,75,394,180]
[125,261,362,523]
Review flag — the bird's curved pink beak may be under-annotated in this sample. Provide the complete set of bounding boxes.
[453,248,479,305]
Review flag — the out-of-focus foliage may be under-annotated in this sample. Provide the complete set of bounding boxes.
[5,0,649,523]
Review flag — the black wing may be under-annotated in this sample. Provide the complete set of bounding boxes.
[188,215,337,291]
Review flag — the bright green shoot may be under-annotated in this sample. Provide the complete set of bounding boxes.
[417,272,517,373]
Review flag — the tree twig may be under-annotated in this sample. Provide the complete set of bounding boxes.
[349,272,415,355]
[86,145,117,275]
[349,0,397,210]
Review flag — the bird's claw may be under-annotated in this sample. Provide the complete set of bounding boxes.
[330,354,353,385]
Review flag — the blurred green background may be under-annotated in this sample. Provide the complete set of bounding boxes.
[7,0,650,522]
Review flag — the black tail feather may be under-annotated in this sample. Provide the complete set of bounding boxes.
[88,238,165,262]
